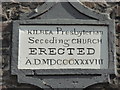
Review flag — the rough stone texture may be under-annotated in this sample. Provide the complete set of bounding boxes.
[0,1,120,90]
[82,2,109,13]
[2,2,44,21]
[1,21,42,89]
[116,24,120,33]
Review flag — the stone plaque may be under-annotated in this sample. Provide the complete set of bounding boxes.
[11,1,115,88]
[18,25,108,69]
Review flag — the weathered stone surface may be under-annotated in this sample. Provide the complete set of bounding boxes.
[0,32,2,40]
[1,1,120,90]
[0,55,2,67]
[116,34,119,46]
[1,22,12,32]
[2,2,44,21]
[0,69,3,77]
[1,48,10,55]
[116,47,120,56]
[116,5,120,18]
[82,2,96,9]
[2,55,10,70]
[19,5,32,13]
[116,24,120,33]
[118,38,120,47]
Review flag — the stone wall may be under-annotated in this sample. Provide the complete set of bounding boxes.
[0,1,120,90]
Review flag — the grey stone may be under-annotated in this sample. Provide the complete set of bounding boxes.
[116,47,120,56]
[0,56,2,68]
[1,1,119,89]
[11,1,115,89]
[0,32,2,40]
[0,69,3,77]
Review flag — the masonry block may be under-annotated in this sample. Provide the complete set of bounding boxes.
[116,6,120,17]
[116,24,120,33]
